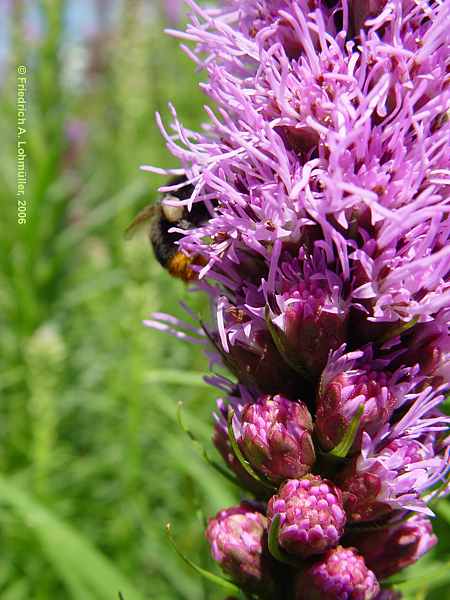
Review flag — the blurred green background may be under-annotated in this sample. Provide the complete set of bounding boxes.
[0,1,448,599]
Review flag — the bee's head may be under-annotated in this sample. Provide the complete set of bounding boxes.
[161,197,185,223]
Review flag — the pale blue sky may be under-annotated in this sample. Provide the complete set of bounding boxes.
[0,0,122,67]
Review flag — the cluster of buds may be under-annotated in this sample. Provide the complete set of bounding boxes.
[148,0,450,599]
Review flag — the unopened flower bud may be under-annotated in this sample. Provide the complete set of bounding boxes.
[295,546,380,600]
[237,395,315,483]
[213,399,269,495]
[214,312,309,397]
[267,476,346,557]
[316,356,398,453]
[348,515,437,579]
[206,503,275,595]
[269,274,347,379]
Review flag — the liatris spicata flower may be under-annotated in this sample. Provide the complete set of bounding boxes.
[267,476,347,557]
[206,502,275,596]
[236,394,315,483]
[347,514,437,579]
[315,347,412,453]
[145,0,450,598]
[295,546,380,600]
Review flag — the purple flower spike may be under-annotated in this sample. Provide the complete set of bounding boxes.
[316,348,408,453]
[267,476,346,558]
[348,515,437,579]
[147,0,450,595]
[206,503,275,595]
[295,546,380,600]
[237,394,315,483]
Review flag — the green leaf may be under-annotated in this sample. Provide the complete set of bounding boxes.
[145,369,207,387]
[329,404,364,458]
[433,500,450,524]
[377,317,419,344]
[0,475,145,600]
[267,515,298,567]
[441,394,450,416]
[166,524,241,594]
[176,402,242,488]
[390,562,450,593]
[227,410,276,492]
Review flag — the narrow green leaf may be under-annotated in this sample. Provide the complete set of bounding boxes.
[390,562,450,593]
[1,580,30,600]
[145,370,206,387]
[377,317,419,344]
[56,180,149,252]
[0,476,145,600]
[267,515,298,567]
[227,410,276,492]
[433,500,450,524]
[329,404,364,458]
[166,524,241,594]
[440,393,450,416]
[176,402,242,488]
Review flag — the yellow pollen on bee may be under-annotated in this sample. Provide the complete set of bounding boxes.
[167,252,197,282]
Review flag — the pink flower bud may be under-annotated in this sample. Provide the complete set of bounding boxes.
[237,394,315,483]
[268,476,346,558]
[206,503,275,595]
[268,261,348,379]
[316,364,396,453]
[295,546,380,600]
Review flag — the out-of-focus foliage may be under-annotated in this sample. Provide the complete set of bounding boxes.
[1,1,238,599]
[0,1,448,599]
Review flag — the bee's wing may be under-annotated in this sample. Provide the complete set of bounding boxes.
[124,205,159,240]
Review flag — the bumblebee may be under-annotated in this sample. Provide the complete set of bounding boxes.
[126,176,209,282]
